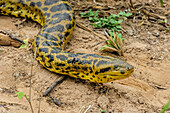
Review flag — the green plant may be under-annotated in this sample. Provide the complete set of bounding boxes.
[16,92,34,113]
[160,0,163,7]
[80,10,132,32]
[160,99,170,113]
[100,31,125,56]
[81,10,131,55]
[18,39,35,113]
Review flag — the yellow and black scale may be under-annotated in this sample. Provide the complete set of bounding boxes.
[0,0,134,83]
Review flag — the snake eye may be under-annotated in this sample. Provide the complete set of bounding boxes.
[114,65,119,70]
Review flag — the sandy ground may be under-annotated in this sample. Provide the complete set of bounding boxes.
[0,0,170,113]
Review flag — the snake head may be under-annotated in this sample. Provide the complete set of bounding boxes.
[93,57,134,83]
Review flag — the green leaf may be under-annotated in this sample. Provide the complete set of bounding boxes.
[100,46,106,50]
[80,12,88,17]
[118,20,123,24]
[16,92,24,99]
[117,33,122,38]
[164,19,168,23]
[160,100,170,113]
[119,11,123,16]
[89,17,94,21]
[116,25,122,29]
[19,44,27,49]
[160,0,163,7]
[101,110,106,113]
[19,39,28,49]
[125,13,132,17]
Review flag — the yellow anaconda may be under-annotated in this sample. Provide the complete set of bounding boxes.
[0,0,134,83]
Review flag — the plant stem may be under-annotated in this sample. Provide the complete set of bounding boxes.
[25,95,34,113]
[160,0,163,7]
[129,0,134,8]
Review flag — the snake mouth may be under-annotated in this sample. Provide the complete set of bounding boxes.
[100,66,134,82]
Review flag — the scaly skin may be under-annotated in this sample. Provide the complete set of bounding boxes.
[0,0,134,83]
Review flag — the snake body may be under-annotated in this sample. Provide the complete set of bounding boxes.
[0,0,134,83]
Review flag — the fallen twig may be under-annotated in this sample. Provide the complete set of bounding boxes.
[43,76,66,96]
[76,22,107,40]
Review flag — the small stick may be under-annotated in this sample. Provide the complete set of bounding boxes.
[83,105,92,113]
[9,34,25,44]
[43,76,66,96]
[76,22,107,40]
[53,97,60,106]
[24,95,34,113]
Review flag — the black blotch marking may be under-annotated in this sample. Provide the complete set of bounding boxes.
[120,71,125,74]
[55,67,60,70]
[17,6,20,10]
[103,76,106,78]
[95,71,99,75]
[51,13,72,21]
[44,0,67,6]
[57,34,63,40]
[30,2,35,7]
[50,49,60,54]
[50,3,72,12]
[67,58,81,64]
[42,7,48,11]
[56,55,68,61]
[39,48,49,53]
[36,1,42,7]
[92,75,95,78]
[64,32,70,39]
[52,47,61,50]
[89,67,93,73]
[45,63,52,68]
[1,3,6,8]
[99,67,111,73]
[90,78,93,80]
[44,12,51,18]
[82,54,103,58]
[41,41,58,47]
[34,15,37,19]
[71,21,75,27]
[19,0,23,3]
[26,0,31,1]
[74,73,79,76]
[40,33,58,41]
[96,60,113,67]
[46,19,50,22]
[81,60,93,65]
[43,24,65,33]
[65,67,70,70]
[41,55,45,62]
[93,59,98,68]
[82,67,88,71]
[46,54,54,62]
[66,24,72,29]
[73,66,80,69]
[68,53,79,57]
[81,75,84,78]
[72,13,75,19]
[57,63,65,67]
[86,73,89,76]
[36,41,40,47]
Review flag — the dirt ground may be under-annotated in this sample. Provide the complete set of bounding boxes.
[0,0,170,113]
